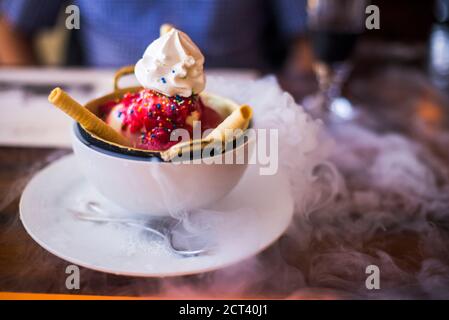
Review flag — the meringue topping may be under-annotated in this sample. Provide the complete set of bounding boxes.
[135,28,206,97]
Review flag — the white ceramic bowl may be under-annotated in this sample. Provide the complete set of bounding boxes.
[71,124,250,215]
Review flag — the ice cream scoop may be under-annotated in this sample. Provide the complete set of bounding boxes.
[103,89,204,151]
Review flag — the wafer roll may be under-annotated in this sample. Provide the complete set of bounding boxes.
[206,105,252,142]
[48,88,130,147]
[160,139,210,162]
[161,105,252,161]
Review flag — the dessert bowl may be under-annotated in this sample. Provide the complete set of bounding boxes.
[49,26,253,215]
[71,67,252,215]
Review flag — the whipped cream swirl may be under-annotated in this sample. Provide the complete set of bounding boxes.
[135,28,205,97]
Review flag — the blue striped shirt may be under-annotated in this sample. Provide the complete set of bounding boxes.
[1,0,307,69]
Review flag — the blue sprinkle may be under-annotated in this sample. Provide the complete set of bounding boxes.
[117,111,122,118]
[161,77,167,84]
[156,104,161,109]
[172,70,175,74]
[171,105,176,111]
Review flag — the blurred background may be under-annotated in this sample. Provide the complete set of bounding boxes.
[0,0,439,70]
[1,0,447,99]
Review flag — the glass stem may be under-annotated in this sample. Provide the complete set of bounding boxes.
[314,61,352,115]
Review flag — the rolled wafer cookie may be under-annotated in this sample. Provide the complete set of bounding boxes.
[161,105,253,161]
[48,88,130,147]
[160,138,210,162]
[205,105,252,142]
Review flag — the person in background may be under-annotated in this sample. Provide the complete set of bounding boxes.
[0,0,309,71]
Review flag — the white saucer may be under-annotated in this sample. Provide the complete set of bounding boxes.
[20,155,294,277]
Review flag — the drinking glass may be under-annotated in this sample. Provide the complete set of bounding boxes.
[306,0,368,121]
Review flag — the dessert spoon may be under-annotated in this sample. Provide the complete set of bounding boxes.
[70,202,209,257]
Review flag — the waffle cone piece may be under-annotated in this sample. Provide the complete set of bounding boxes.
[206,105,252,141]
[161,104,252,161]
[48,88,130,147]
